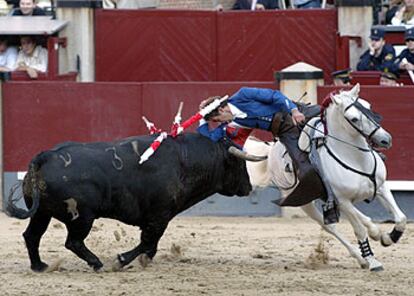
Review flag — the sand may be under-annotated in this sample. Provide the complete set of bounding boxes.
[0,212,413,296]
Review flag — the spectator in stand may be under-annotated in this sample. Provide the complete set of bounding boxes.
[385,0,403,24]
[389,0,414,25]
[232,0,279,10]
[394,28,414,74]
[10,0,46,16]
[0,37,18,72]
[293,0,321,9]
[380,71,401,86]
[357,28,397,74]
[15,36,48,79]
[331,68,352,86]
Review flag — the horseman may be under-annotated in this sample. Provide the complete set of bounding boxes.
[197,87,338,222]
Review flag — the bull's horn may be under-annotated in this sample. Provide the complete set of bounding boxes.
[228,146,267,162]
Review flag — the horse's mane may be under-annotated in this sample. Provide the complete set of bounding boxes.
[320,91,337,135]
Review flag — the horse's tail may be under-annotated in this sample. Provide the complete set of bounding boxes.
[5,153,47,219]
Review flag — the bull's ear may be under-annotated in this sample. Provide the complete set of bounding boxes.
[348,83,360,99]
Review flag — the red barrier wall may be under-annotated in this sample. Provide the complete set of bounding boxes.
[4,82,412,180]
[318,86,414,180]
[3,82,143,171]
[2,81,273,171]
[95,10,337,82]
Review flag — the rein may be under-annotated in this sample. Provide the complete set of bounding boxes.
[301,94,381,200]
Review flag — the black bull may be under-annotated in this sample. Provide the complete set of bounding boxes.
[6,133,253,271]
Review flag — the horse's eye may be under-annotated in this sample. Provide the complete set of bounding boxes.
[351,118,359,123]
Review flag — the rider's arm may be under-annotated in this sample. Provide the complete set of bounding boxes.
[236,87,297,113]
[197,120,227,142]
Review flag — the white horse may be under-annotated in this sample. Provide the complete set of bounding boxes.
[245,84,407,271]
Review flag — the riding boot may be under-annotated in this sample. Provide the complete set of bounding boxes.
[270,113,327,207]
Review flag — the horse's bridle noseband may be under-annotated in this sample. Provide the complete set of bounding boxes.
[344,98,383,140]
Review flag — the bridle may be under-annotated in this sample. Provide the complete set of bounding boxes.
[343,98,383,141]
[302,96,384,200]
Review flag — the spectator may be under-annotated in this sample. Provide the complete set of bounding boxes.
[380,71,401,86]
[331,68,352,86]
[232,0,279,10]
[357,28,397,73]
[10,0,46,16]
[15,35,48,79]
[0,37,18,72]
[394,28,414,74]
[293,0,321,9]
[389,0,414,25]
[385,0,403,24]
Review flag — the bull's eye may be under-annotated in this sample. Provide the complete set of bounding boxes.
[351,118,359,123]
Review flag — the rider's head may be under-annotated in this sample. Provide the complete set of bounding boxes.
[203,96,234,123]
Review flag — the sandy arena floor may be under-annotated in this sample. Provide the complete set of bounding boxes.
[0,212,413,296]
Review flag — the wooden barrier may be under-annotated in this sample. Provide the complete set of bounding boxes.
[95,9,337,83]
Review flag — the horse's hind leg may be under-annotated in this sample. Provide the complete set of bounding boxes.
[339,200,383,271]
[375,184,407,246]
[64,210,103,271]
[23,211,52,272]
[300,202,365,266]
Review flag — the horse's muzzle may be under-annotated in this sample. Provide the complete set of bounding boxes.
[371,129,392,150]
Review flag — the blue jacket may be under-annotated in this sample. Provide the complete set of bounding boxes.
[357,44,396,72]
[197,87,297,145]
[394,48,414,68]
[227,87,296,131]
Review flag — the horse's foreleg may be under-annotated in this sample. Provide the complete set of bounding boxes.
[375,184,407,246]
[339,200,383,271]
[353,208,381,241]
[300,202,365,266]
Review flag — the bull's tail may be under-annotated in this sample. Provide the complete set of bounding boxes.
[6,181,40,219]
[5,153,47,219]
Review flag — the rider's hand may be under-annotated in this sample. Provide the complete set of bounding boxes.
[199,99,210,110]
[291,108,305,126]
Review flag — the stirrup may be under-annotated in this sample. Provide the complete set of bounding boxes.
[323,200,340,225]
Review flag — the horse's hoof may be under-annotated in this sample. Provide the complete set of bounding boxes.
[365,255,383,272]
[380,233,393,247]
[31,262,48,272]
[138,254,151,268]
[370,265,384,272]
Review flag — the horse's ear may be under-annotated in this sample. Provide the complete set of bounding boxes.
[330,92,342,105]
[349,83,360,98]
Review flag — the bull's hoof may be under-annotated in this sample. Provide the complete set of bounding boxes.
[93,265,103,272]
[31,262,48,272]
[112,256,123,272]
[90,261,104,272]
[138,254,151,268]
